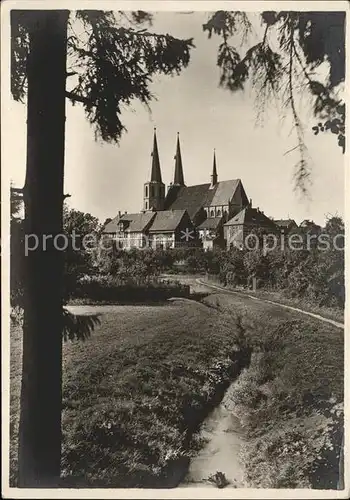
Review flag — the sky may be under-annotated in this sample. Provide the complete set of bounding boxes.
[7,11,345,226]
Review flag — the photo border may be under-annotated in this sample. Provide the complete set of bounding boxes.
[1,1,349,498]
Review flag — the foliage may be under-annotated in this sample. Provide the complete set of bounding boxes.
[10,189,24,309]
[203,11,345,191]
[72,274,190,303]
[11,10,194,143]
[207,471,230,488]
[10,197,104,341]
[96,216,344,310]
[63,203,101,235]
[99,247,173,279]
[215,216,344,308]
[98,246,222,277]
[244,250,270,285]
[63,203,101,298]
[62,309,101,342]
[219,247,246,286]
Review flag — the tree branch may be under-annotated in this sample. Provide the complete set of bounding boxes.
[287,18,310,193]
[262,25,269,46]
[65,91,92,105]
[106,25,193,44]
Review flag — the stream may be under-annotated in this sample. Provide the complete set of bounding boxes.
[179,380,247,488]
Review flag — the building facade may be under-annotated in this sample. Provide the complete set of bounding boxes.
[224,205,280,250]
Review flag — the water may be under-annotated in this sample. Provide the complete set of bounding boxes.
[179,381,246,488]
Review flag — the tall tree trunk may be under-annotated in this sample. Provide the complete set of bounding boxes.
[18,10,69,487]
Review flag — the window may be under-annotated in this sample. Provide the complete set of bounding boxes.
[145,185,148,197]
[217,209,221,216]
[210,209,215,217]
[204,208,208,217]
[145,201,148,209]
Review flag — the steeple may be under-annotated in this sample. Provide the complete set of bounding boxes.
[151,128,162,183]
[210,149,218,188]
[143,127,165,211]
[173,132,185,186]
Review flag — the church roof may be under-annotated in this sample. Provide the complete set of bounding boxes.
[165,179,241,220]
[165,183,211,220]
[197,217,223,230]
[225,206,277,229]
[103,212,155,233]
[148,210,187,232]
[210,179,240,206]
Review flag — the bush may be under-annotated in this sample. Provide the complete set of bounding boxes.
[72,274,190,303]
[215,217,345,309]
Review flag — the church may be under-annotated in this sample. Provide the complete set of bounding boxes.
[103,129,274,250]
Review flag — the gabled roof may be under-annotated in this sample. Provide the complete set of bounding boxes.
[274,219,297,227]
[164,179,242,220]
[127,213,157,232]
[102,215,124,233]
[300,219,320,228]
[148,210,188,232]
[224,206,277,229]
[103,212,155,233]
[197,217,223,230]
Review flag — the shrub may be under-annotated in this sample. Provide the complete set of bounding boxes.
[72,274,190,303]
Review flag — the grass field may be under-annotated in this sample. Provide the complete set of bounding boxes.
[10,300,249,487]
[10,285,344,488]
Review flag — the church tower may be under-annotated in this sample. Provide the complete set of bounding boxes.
[173,132,185,186]
[210,149,218,188]
[144,128,165,211]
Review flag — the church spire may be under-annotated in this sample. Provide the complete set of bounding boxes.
[151,128,162,183]
[173,132,185,186]
[144,127,165,211]
[211,149,218,188]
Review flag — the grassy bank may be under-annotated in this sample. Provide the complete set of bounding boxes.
[204,276,344,324]
[203,292,344,489]
[10,300,249,487]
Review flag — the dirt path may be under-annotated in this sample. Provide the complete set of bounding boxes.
[197,279,344,329]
